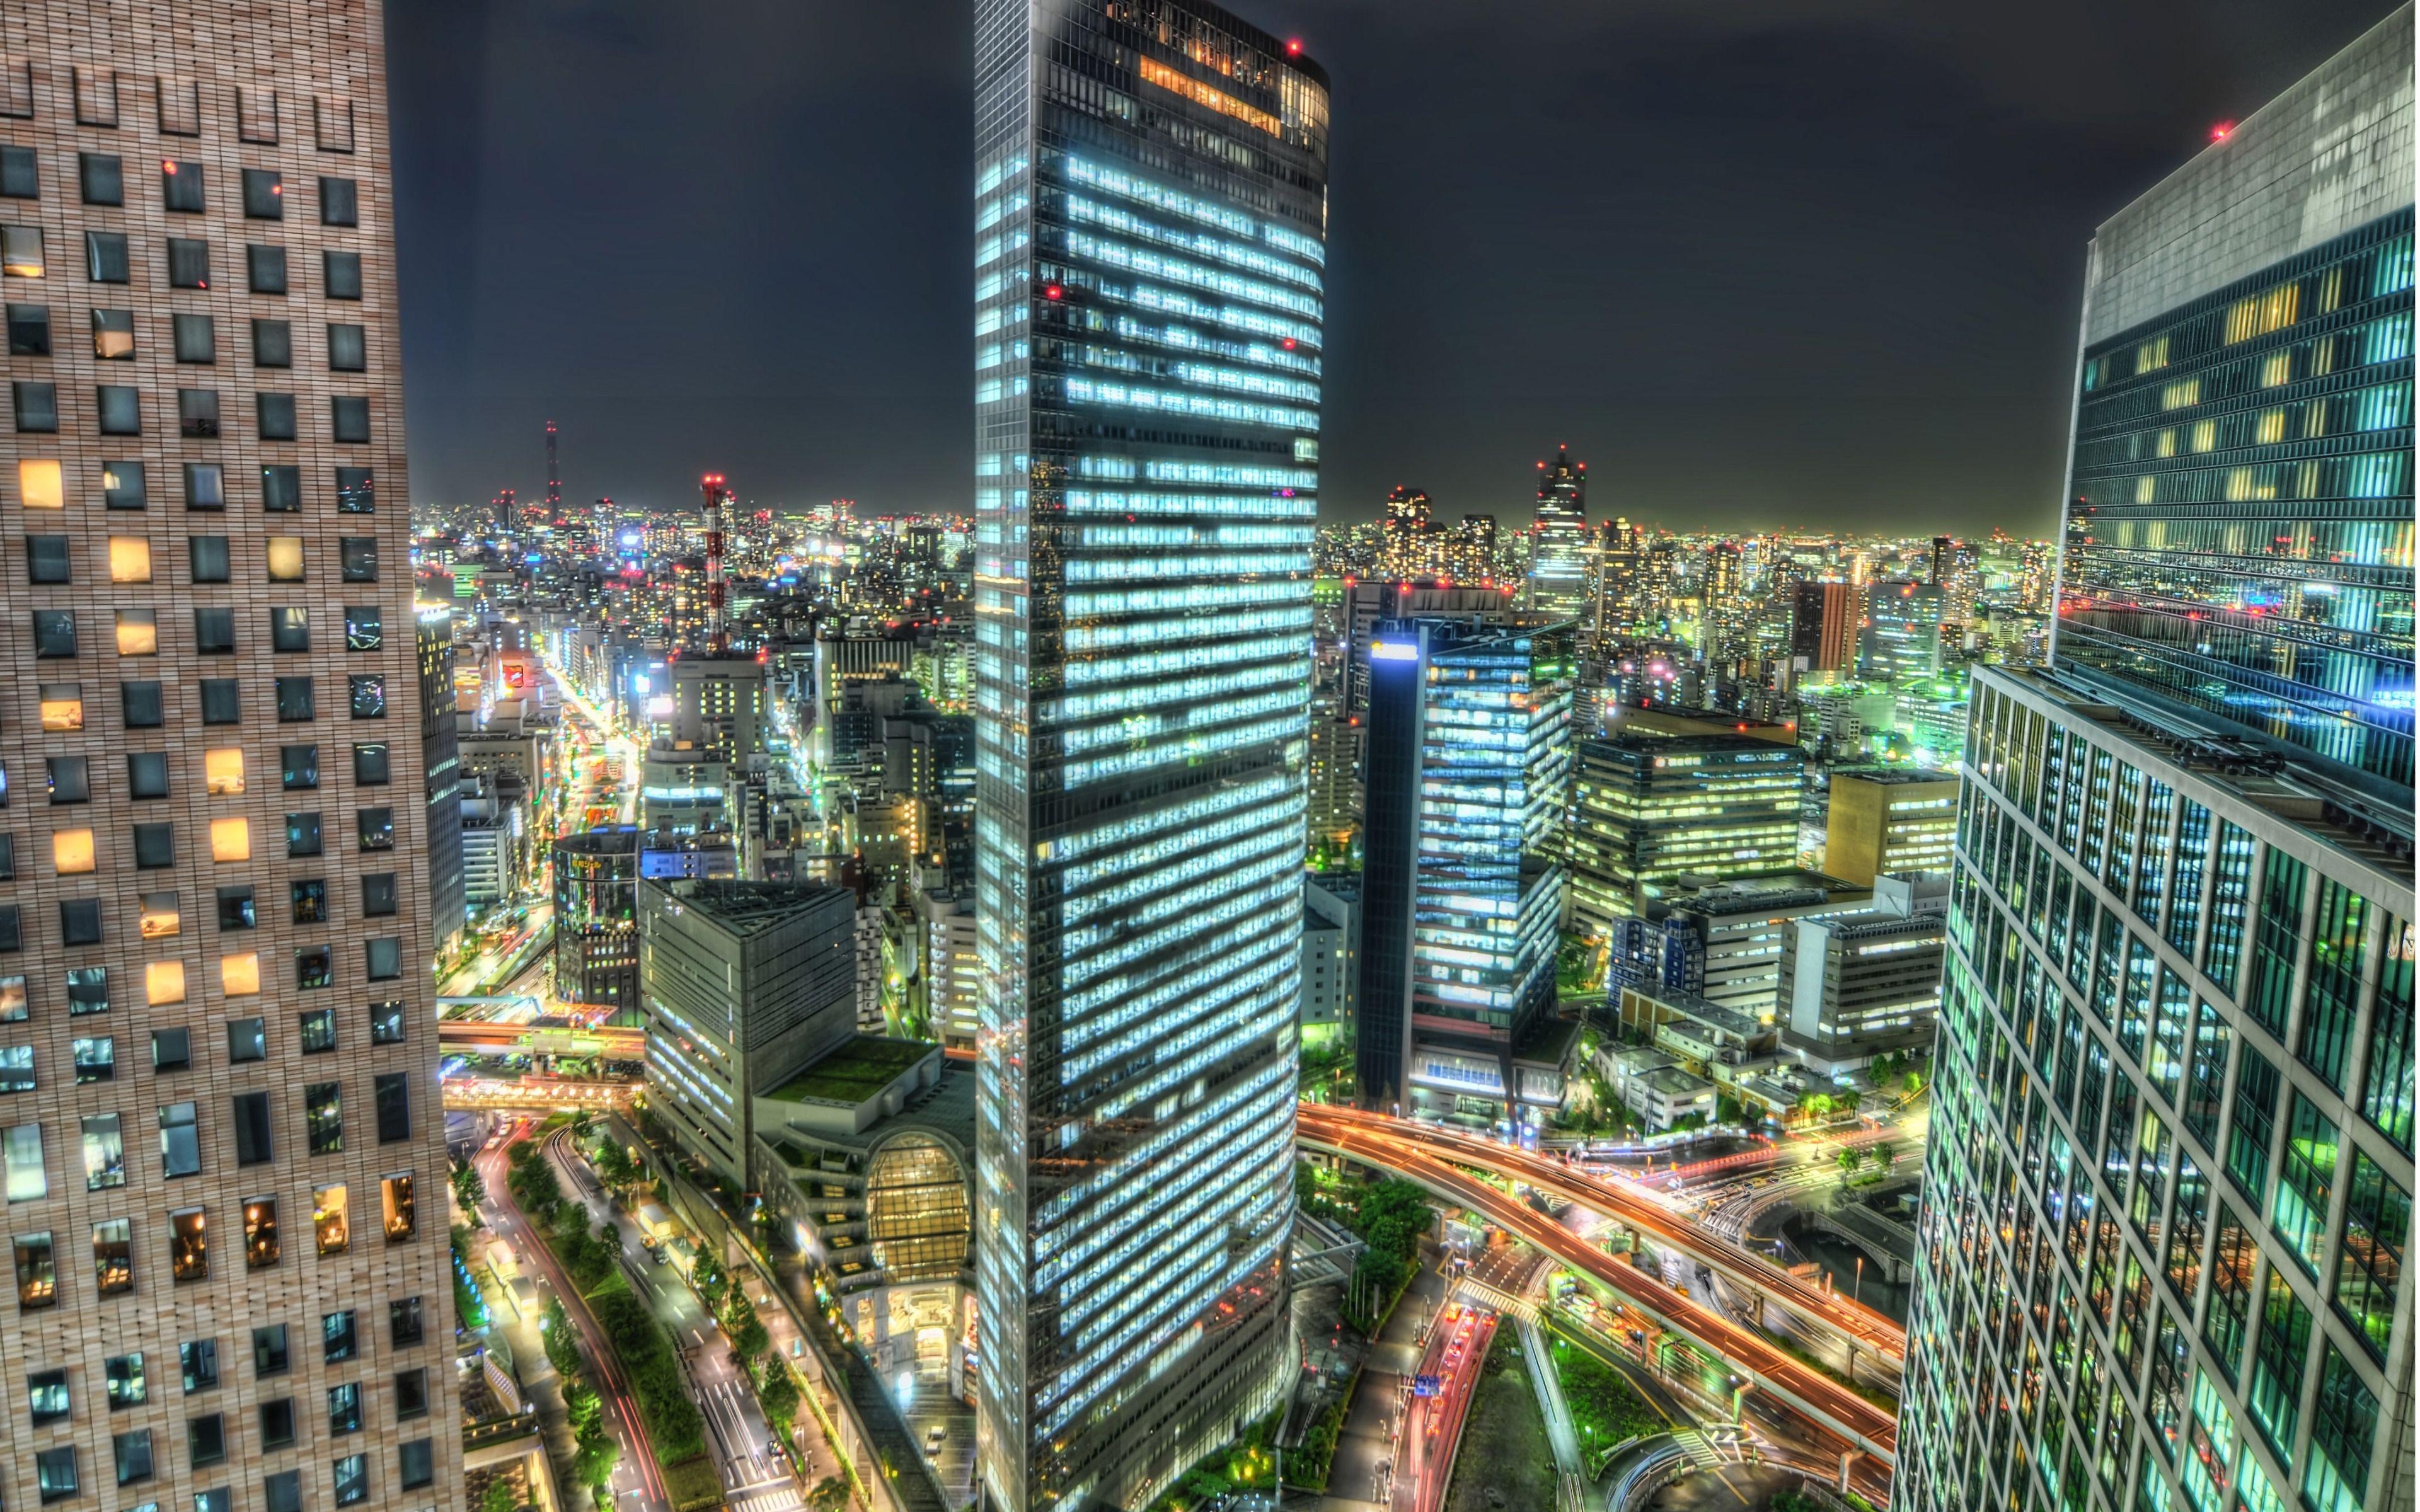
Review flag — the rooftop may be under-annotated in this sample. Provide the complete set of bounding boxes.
[654,879,851,934]
[1830,766,1961,789]
[764,1035,938,1105]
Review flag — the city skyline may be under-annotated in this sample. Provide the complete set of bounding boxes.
[383,0,2397,533]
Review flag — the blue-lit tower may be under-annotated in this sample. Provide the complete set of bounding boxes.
[969,2,1329,1508]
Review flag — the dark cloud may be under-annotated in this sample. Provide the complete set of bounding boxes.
[386,0,2396,534]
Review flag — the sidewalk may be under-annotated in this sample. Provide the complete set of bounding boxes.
[1321,1243,1450,1512]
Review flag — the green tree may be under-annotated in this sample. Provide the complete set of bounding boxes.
[594,1140,638,1189]
[1868,1142,1894,1172]
[452,1160,487,1218]
[693,1252,729,1313]
[572,1430,620,1504]
[509,1156,563,1221]
[759,1356,800,1436]
[565,1379,602,1440]
[1836,1146,1860,1181]
[541,1297,583,1378]
[481,1479,518,1512]
[730,1311,770,1363]
[807,1476,851,1512]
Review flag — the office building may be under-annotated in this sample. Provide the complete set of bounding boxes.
[1859,579,1944,684]
[969,3,1328,1504]
[1824,767,1959,886]
[1605,874,1870,1021]
[553,828,641,1021]
[1377,484,1434,579]
[1528,444,1589,618]
[1789,580,1864,675]
[670,651,768,770]
[1339,578,1512,713]
[1304,697,1359,849]
[0,5,463,1507]
[1354,619,1573,1121]
[639,878,855,1188]
[417,607,467,953]
[1302,872,1360,1048]
[1898,22,2415,1512]
[1778,872,1947,1074]
[1565,733,1804,937]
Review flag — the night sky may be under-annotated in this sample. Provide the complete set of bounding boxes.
[384,0,2395,535]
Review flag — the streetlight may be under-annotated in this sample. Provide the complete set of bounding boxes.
[1852,1253,1864,1307]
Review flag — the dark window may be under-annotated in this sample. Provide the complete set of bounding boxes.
[335,467,374,513]
[251,318,291,367]
[28,1366,69,1422]
[214,888,253,931]
[263,1470,301,1512]
[25,535,68,583]
[347,676,384,719]
[173,312,214,362]
[177,388,219,438]
[333,1453,368,1507]
[161,160,204,213]
[389,1296,424,1348]
[153,1029,192,1072]
[343,606,382,650]
[324,250,361,300]
[275,677,314,722]
[321,1309,356,1363]
[360,874,396,917]
[284,812,321,858]
[241,169,282,219]
[356,808,395,851]
[327,323,364,370]
[255,392,296,441]
[372,1074,409,1143]
[291,881,326,925]
[256,1397,294,1448]
[112,1427,151,1486]
[12,381,55,432]
[331,396,369,444]
[32,610,75,656]
[298,1009,335,1055]
[281,746,319,791]
[231,1094,272,1165]
[132,823,173,869]
[5,302,48,355]
[262,463,301,512]
[319,177,357,226]
[326,1382,360,1434]
[95,382,139,433]
[66,966,107,1014]
[60,899,103,944]
[102,459,146,509]
[85,230,128,282]
[245,244,284,295]
[194,607,234,654]
[35,1444,76,1503]
[400,1436,434,1487]
[296,946,332,990]
[0,146,32,198]
[180,1341,218,1393]
[166,238,209,289]
[366,937,401,981]
[45,757,87,804]
[127,752,168,798]
[352,743,390,784]
[104,1353,145,1409]
[0,909,18,954]
[369,1002,405,1046]
[122,681,164,728]
[188,536,229,581]
[79,154,122,206]
[338,537,377,581]
[200,679,240,724]
[187,1412,225,1464]
[226,1018,265,1063]
[270,607,310,653]
[304,1083,341,1154]
[184,462,224,510]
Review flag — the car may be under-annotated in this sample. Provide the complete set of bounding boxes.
[926,1426,946,1446]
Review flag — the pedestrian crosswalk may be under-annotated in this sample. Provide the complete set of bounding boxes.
[1672,1431,1730,1470]
[725,1480,802,1512]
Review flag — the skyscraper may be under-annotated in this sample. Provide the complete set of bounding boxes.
[0,4,462,1508]
[1528,444,1589,617]
[969,3,1328,1506]
[1564,733,1804,936]
[1899,18,2414,1512]
[1789,580,1863,675]
[1858,579,1944,684]
[1354,619,1574,1123]
[1378,483,1433,578]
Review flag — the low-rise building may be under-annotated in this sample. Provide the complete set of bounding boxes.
[1780,872,1949,1074]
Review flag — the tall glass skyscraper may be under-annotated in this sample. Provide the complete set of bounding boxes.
[1899,18,2414,1512]
[968,3,1328,1507]
[1529,444,1590,619]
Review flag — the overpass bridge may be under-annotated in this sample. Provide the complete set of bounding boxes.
[1299,1117,1898,1470]
[1298,1105,1905,1373]
[436,1016,646,1060]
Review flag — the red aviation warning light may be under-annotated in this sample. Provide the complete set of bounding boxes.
[1043,284,1063,300]
[1286,38,1302,54]
[2211,122,2235,142]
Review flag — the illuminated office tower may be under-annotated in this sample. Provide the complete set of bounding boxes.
[1563,733,1803,937]
[1789,580,1862,675]
[1528,444,1589,617]
[1354,620,1574,1123]
[0,4,463,1508]
[1898,18,2414,1512]
[1858,579,1944,684]
[1377,483,1433,578]
[969,2,1328,1506]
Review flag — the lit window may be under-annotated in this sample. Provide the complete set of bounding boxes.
[219,953,260,997]
[144,961,184,1006]
[266,537,302,581]
[313,1184,348,1255]
[208,818,249,863]
[1,224,42,277]
[16,459,61,510]
[139,893,178,939]
[113,610,156,656]
[204,750,244,795]
[50,829,94,874]
[38,684,80,731]
[107,537,151,583]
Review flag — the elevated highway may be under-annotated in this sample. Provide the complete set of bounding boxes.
[1300,1118,1898,1469]
[1299,1105,1904,1370]
[437,1018,647,1060]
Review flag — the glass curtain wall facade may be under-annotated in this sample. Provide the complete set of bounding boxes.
[1528,445,1588,619]
[969,2,1328,1507]
[1900,19,2415,1512]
